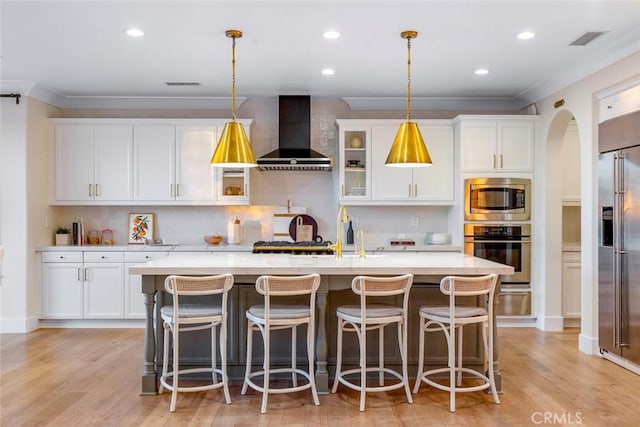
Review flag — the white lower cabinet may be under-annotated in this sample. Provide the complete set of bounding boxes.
[41,251,124,319]
[562,250,581,321]
[124,251,168,319]
[41,252,84,319]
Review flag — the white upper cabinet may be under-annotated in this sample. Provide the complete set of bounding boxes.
[457,116,536,173]
[133,125,176,201]
[175,126,218,201]
[562,120,581,205]
[337,120,372,202]
[50,119,252,205]
[338,119,454,205]
[53,123,133,202]
[597,79,640,123]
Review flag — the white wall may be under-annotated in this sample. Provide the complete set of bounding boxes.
[533,52,640,354]
[0,95,29,332]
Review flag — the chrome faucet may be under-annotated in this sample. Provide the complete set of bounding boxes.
[356,229,366,258]
[333,205,349,258]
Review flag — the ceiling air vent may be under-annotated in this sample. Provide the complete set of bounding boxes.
[164,82,201,86]
[569,31,607,46]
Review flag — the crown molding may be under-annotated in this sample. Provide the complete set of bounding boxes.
[341,97,521,111]
[1,82,247,110]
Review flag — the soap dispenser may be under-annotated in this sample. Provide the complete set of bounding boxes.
[346,220,354,245]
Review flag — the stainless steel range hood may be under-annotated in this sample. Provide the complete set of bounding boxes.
[256,96,333,171]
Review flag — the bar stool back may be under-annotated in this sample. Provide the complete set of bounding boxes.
[159,274,234,412]
[241,274,321,413]
[331,274,414,411]
[413,274,499,412]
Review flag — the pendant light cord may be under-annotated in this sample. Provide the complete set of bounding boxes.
[231,36,237,121]
[406,36,411,122]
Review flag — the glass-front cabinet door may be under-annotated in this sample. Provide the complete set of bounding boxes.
[337,120,371,203]
[217,167,249,203]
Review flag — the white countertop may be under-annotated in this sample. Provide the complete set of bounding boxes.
[37,244,462,253]
[129,252,513,276]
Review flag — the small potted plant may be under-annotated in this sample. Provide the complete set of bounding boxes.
[55,227,71,246]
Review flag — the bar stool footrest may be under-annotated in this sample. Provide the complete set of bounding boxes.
[336,366,407,393]
[419,367,491,393]
[244,367,314,394]
[160,367,227,393]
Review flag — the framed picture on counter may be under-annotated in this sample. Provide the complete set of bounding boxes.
[128,213,155,244]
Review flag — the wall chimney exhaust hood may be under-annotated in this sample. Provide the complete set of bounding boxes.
[256,95,333,171]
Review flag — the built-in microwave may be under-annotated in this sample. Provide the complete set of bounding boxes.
[464,177,531,221]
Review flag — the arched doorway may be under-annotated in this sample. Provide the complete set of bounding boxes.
[542,110,582,333]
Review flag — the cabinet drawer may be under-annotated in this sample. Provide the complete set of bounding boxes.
[124,251,169,262]
[42,252,83,263]
[83,251,124,262]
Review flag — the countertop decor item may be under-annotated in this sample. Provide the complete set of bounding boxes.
[55,227,71,246]
[204,235,224,245]
[210,29,257,168]
[289,214,319,242]
[385,30,432,167]
[128,213,155,244]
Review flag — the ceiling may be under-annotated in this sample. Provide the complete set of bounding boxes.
[2,0,639,110]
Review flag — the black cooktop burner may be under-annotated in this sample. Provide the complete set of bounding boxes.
[253,240,334,254]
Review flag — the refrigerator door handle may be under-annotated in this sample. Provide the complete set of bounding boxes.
[614,153,622,348]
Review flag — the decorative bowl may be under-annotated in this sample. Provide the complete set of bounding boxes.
[204,235,224,245]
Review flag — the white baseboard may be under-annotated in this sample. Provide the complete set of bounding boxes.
[536,316,564,331]
[497,317,537,327]
[0,316,40,333]
[39,319,145,329]
[579,333,599,355]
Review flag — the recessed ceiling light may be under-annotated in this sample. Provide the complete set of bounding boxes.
[125,28,144,37]
[323,30,340,40]
[474,68,489,75]
[321,68,335,76]
[517,31,535,40]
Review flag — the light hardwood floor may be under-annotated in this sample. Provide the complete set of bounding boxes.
[1,328,639,426]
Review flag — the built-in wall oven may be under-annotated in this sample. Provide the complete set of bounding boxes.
[464,223,532,316]
[464,177,531,221]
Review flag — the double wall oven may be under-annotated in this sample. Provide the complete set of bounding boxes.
[464,177,532,317]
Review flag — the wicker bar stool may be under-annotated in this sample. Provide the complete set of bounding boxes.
[159,274,234,412]
[241,274,321,413]
[331,274,414,412]
[413,274,500,412]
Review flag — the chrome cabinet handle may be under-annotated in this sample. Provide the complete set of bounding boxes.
[95,184,100,197]
[84,268,88,281]
[176,183,181,197]
[170,184,174,197]
[89,184,93,197]
[77,268,82,281]
[408,184,411,197]
[414,184,418,198]
[500,154,503,168]
[492,154,496,169]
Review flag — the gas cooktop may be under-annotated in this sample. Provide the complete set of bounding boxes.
[252,240,334,255]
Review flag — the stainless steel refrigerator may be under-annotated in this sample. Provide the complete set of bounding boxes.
[598,110,640,369]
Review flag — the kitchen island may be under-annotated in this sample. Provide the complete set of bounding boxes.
[130,252,514,395]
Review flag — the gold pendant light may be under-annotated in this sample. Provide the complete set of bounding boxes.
[210,29,257,168]
[385,30,432,167]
